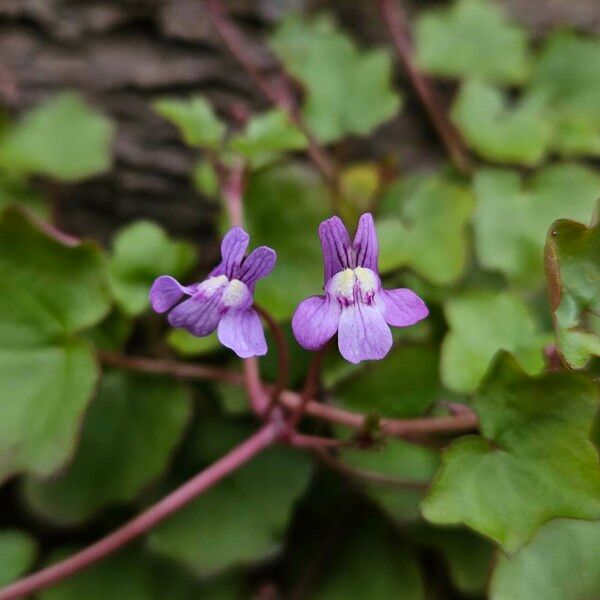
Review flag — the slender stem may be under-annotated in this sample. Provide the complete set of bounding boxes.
[243,356,269,415]
[204,0,340,191]
[289,433,351,450]
[0,423,283,600]
[220,157,246,228]
[287,345,328,430]
[98,352,478,439]
[255,305,290,411]
[377,0,471,174]
[314,449,430,490]
[98,350,243,386]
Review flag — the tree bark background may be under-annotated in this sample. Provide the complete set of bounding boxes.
[0,0,598,251]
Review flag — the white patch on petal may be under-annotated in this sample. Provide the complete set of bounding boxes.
[328,268,356,304]
[198,274,228,297]
[354,267,378,294]
[222,279,250,308]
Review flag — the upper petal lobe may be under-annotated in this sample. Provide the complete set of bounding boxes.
[318,216,352,283]
[238,246,276,290]
[353,213,378,272]
[213,227,250,278]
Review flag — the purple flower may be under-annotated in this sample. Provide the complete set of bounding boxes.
[150,227,276,358]
[292,213,428,364]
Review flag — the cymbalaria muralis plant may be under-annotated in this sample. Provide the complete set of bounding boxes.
[1,0,600,599]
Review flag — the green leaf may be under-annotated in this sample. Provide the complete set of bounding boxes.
[452,79,550,166]
[415,0,530,84]
[473,165,600,286]
[270,14,401,143]
[148,419,312,576]
[441,290,547,393]
[154,97,225,149]
[38,547,229,600]
[192,161,219,197]
[422,353,600,552]
[490,518,600,600]
[23,371,191,525]
[311,515,424,599]
[167,329,222,357]
[525,32,600,156]
[338,440,439,523]
[377,173,474,285]
[0,93,113,180]
[0,173,46,218]
[243,164,330,319]
[412,526,494,596]
[333,345,442,419]
[545,218,600,368]
[228,109,307,168]
[0,530,37,586]
[108,220,196,316]
[0,208,110,482]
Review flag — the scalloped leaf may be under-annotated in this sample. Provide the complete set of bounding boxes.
[441,291,548,393]
[415,0,530,84]
[377,173,474,285]
[423,353,600,552]
[0,208,110,482]
[452,79,550,166]
[154,96,225,150]
[525,32,600,157]
[148,418,312,576]
[270,14,401,143]
[490,519,600,600]
[473,165,600,286]
[0,93,113,180]
[23,371,191,525]
[108,220,196,316]
[545,218,600,369]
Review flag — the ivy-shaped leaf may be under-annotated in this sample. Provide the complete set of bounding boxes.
[0,93,113,180]
[270,14,401,143]
[441,290,548,393]
[0,530,37,586]
[525,32,600,157]
[228,109,307,168]
[452,79,550,166]
[422,353,600,553]
[154,96,225,150]
[0,208,111,482]
[148,418,312,576]
[545,218,600,369]
[23,371,191,525]
[415,0,530,84]
[377,173,474,285]
[108,220,196,316]
[473,165,600,286]
[490,519,600,600]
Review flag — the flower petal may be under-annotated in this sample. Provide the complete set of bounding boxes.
[292,295,341,351]
[238,246,276,290]
[353,212,378,272]
[212,227,250,278]
[218,308,267,358]
[319,216,352,283]
[381,288,429,327]
[168,292,223,336]
[149,275,195,313]
[337,301,392,363]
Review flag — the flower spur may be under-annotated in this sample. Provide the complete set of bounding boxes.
[292,213,428,363]
[150,227,276,358]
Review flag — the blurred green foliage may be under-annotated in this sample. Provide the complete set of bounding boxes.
[0,2,599,599]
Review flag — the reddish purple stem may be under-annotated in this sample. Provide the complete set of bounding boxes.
[0,422,283,600]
